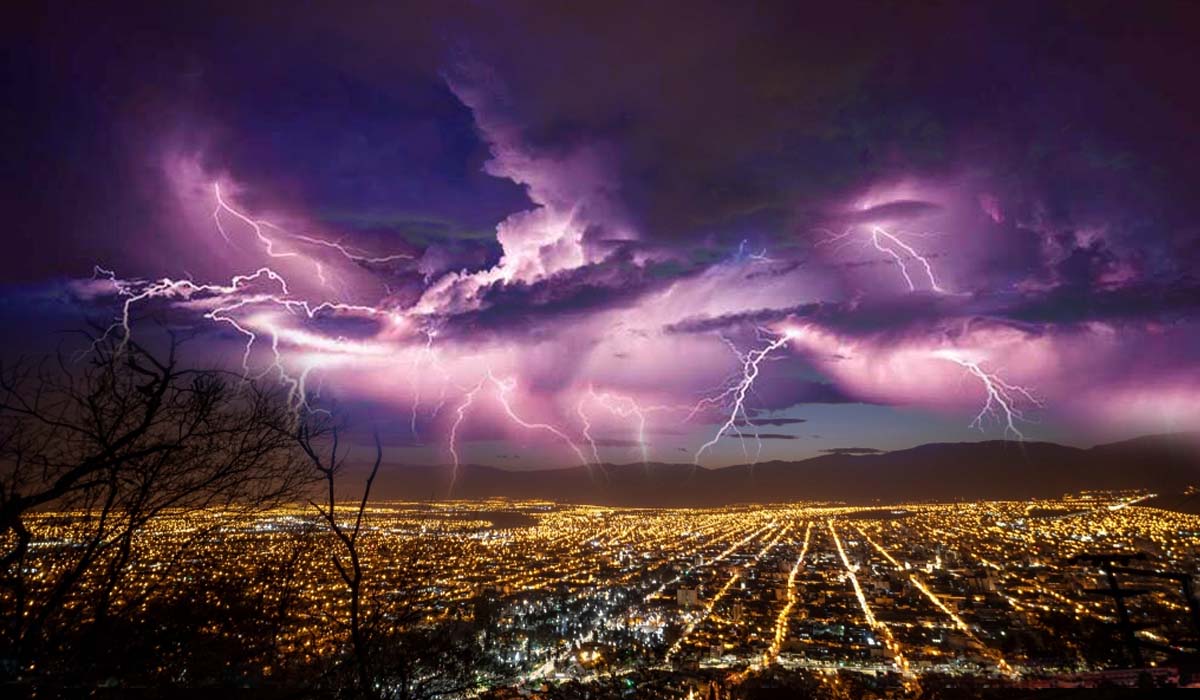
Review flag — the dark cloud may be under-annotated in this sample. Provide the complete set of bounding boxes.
[1005,278,1200,326]
[666,274,1200,343]
[775,381,860,406]
[436,250,704,337]
[732,418,807,427]
[449,2,1200,262]
[15,1,1198,271]
[664,303,823,335]
[11,1,1200,316]
[733,370,862,410]
[663,294,965,338]
[722,433,797,441]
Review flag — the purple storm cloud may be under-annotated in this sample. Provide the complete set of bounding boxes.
[5,2,1199,468]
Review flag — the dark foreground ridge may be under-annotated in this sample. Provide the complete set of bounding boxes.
[374,434,1200,507]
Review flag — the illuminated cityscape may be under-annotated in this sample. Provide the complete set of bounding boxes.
[16,492,1200,695]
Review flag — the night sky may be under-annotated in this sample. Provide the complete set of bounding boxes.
[4,1,1199,468]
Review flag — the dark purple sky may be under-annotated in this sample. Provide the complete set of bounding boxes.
[3,1,1199,467]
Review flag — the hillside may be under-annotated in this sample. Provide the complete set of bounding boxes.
[371,434,1200,507]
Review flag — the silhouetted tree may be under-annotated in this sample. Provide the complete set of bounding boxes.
[298,420,383,697]
[297,417,490,699]
[0,332,310,682]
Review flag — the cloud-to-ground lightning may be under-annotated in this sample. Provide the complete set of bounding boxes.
[692,328,797,465]
[489,371,591,467]
[95,181,428,423]
[409,328,448,441]
[447,377,486,493]
[576,395,602,465]
[98,173,1052,476]
[101,272,374,417]
[933,350,1041,440]
[105,184,629,481]
[575,386,674,465]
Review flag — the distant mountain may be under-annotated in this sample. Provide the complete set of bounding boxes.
[372,434,1200,507]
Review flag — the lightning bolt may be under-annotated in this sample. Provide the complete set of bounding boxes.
[934,350,1041,440]
[447,377,486,494]
[446,369,598,489]
[107,181,649,487]
[98,266,383,417]
[576,394,602,465]
[489,371,591,467]
[103,175,1034,482]
[692,328,797,465]
[819,225,945,292]
[869,225,944,293]
[575,386,662,465]
[213,183,298,260]
[98,184,424,418]
[409,328,444,441]
[125,184,610,477]
[213,183,410,284]
[98,264,288,352]
[289,233,414,265]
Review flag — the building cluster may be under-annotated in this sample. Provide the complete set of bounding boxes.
[21,491,1200,695]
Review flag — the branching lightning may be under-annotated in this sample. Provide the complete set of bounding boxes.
[289,233,414,265]
[213,184,297,259]
[213,183,410,290]
[94,175,1050,477]
[869,225,944,293]
[820,225,945,292]
[447,377,486,492]
[109,183,624,481]
[576,394,602,465]
[934,350,1041,440]
[692,328,797,465]
[409,328,448,441]
[576,386,665,464]
[98,184,416,420]
[489,371,591,467]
